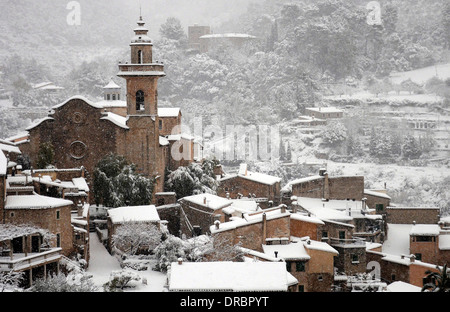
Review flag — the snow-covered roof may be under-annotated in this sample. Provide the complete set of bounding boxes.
[95,100,127,108]
[262,242,311,260]
[409,224,441,236]
[0,142,21,154]
[25,117,54,131]
[293,197,357,222]
[305,107,343,113]
[158,107,180,117]
[103,79,121,89]
[210,206,290,234]
[281,175,323,192]
[228,198,259,214]
[108,205,160,224]
[0,151,7,175]
[290,212,325,225]
[52,96,103,110]
[219,170,282,186]
[100,112,129,129]
[199,33,256,39]
[168,261,295,291]
[386,281,421,292]
[296,237,339,255]
[5,194,73,210]
[181,193,232,210]
[72,177,89,192]
[364,189,391,199]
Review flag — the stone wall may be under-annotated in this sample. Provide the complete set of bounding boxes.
[217,176,280,204]
[386,207,441,224]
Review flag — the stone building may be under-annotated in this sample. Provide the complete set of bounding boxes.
[188,24,211,51]
[217,164,282,205]
[15,16,194,196]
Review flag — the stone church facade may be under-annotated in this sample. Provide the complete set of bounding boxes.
[18,17,193,196]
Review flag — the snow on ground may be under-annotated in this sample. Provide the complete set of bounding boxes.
[389,63,450,85]
[86,232,167,292]
[323,91,444,103]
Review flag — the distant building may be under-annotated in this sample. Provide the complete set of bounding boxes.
[305,107,343,119]
[198,33,257,53]
[217,163,282,206]
[188,24,211,51]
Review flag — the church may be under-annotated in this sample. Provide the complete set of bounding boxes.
[16,16,196,195]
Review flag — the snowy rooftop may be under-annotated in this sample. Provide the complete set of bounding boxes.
[5,194,73,210]
[52,96,102,110]
[290,212,325,225]
[281,175,323,192]
[181,193,232,210]
[103,79,121,89]
[262,242,310,260]
[168,261,296,291]
[0,151,7,175]
[158,107,180,117]
[305,107,343,113]
[211,206,290,234]
[95,100,127,108]
[25,117,54,131]
[364,189,391,199]
[108,205,160,224]
[386,281,421,292]
[228,198,260,215]
[409,224,441,236]
[100,112,129,129]
[199,33,256,39]
[220,170,282,186]
[293,197,360,222]
[0,142,21,155]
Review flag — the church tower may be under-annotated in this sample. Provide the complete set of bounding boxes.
[117,16,165,116]
[116,16,166,190]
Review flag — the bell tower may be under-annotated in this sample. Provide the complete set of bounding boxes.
[117,16,165,116]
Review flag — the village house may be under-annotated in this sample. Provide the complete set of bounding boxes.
[217,164,282,206]
[106,205,161,254]
[0,224,62,288]
[305,107,344,119]
[167,260,298,292]
[178,193,233,238]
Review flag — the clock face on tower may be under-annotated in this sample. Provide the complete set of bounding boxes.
[70,141,87,159]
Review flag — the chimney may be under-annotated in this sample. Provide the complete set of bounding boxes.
[323,172,329,200]
[214,220,220,230]
[274,251,278,258]
[178,258,183,265]
[262,213,267,243]
[280,204,286,213]
[203,197,207,205]
[410,254,415,263]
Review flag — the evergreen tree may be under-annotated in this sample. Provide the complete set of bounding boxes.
[36,142,55,169]
[93,153,154,207]
[402,135,422,160]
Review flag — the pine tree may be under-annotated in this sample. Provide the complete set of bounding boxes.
[36,142,55,169]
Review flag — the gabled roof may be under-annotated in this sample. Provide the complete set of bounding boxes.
[52,96,103,110]
[168,261,295,291]
[5,193,73,210]
[181,193,232,210]
[108,205,160,224]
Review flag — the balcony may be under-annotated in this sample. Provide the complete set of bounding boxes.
[0,248,62,272]
[118,63,165,77]
[327,237,366,248]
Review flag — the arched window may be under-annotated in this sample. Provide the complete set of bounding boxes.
[138,50,143,64]
[136,90,145,111]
